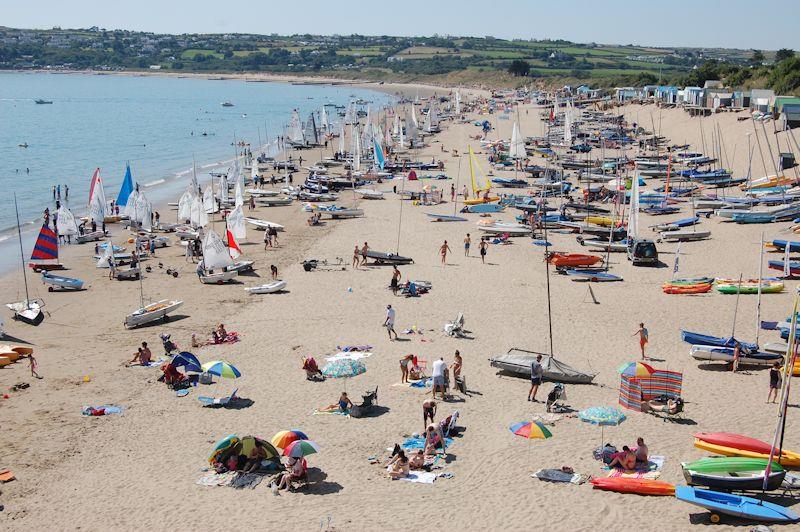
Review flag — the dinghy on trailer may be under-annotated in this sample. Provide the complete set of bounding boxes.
[124,299,183,328]
[42,273,84,291]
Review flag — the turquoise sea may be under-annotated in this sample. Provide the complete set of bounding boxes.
[0,72,386,241]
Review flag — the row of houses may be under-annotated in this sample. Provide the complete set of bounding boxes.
[614,82,800,129]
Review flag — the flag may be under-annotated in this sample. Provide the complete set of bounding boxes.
[226,229,242,259]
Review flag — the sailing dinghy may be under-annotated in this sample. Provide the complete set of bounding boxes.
[8,195,45,325]
[199,230,237,284]
[489,348,596,384]
[28,222,65,272]
[125,299,183,328]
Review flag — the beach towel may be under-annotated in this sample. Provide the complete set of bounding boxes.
[313,409,350,417]
[326,351,373,362]
[81,405,123,416]
[606,456,665,479]
[532,469,587,485]
[337,345,372,352]
[231,472,264,490]
[410,378,432,388]
[197,471,236,487]
[401,436,453,450]
[399,471,437,484]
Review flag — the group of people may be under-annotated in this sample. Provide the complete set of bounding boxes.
[127,341,153,367]
[352,242,370,269]
[608,437,649,471]
[263,226,279,249]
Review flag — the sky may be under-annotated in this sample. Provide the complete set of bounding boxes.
[3,0,799,50]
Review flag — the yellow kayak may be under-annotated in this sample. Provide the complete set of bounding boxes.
[464,197,500,206]
[694,439,800,467]
[586,216,614,227]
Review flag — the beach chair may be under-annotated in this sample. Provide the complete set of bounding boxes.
[198,388,238,407]
[410,359,428,380]
[439,410,460,437]
[444,313,467,338]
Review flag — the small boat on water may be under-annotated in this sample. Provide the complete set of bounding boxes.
[42,273,84,291]
[221,102,234,107]
[34,99,53,104]
[125,299,183,328]
[489,348,596,384]
[245,280,287,294]
[675,486,799,523]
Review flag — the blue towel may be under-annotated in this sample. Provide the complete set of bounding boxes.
[410,378,432,388]
[402,436,453,450]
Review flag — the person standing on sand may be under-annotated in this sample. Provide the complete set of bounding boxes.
[271,264,278,280]
[462,185,468,201]
[361,242,369,267]
[29,353,41,379]
[249,195,255,211]
[731,341,741,373]
[450,184,455,202]
[431,357,447,400]
[634,323,649,359]
[439,240,452,267]
[390,266,401,296]
[422,399,437,432]
[384,304,398,341]
[352,244,361,270]
[464,233,471,257]
[768,362,781,403]
[528,354,543,402]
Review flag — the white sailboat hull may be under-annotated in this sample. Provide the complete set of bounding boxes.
[245,280,287,294]
[125,299,183,328]
[199,270,238,284]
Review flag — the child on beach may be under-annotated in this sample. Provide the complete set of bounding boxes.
[29,353,41,379]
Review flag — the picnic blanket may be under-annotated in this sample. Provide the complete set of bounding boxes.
[401,436,453,451]
[197,471,237,487]
[532,469,588,485]
[326,351,373,362]
[81,405,123,416]
[313,409,350,417]
[399,471,437,484]
[606,456,665,479]
[410,378,432,388]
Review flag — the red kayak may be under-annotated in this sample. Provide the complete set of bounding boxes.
[694,432,778,455]
[546,253,602,268]
[590,477,675,496]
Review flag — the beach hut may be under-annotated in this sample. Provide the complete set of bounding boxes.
[656,86,679,105]
[615,87,639,104]
[681,87,703,107]
[779,104,800,131]
[749,89,774,113]
[619,369,683,412]
[773,96,800,116]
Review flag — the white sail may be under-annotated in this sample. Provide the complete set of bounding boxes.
[320,106,329,131]
[399,118,405,148]
[353,132,361,172]
[219,172,229,204]
[338,121,345,154]
[177,189,192,221]
[96,238,113,268]
[250,161,258,183]
[189,166,199,196]
[227,205,246,240]
[411,105,418,127]
[138,193,152,232]
[56,205,79,236]
[124,189,140,220]
[405,109,418,146]
[190,195,208,228]
[88,168,106,224]
[203,185,217,214]
[393,113,400,136]
[234,176,244,207]
[563,108,572,145]
[455,91,461,115]
[628,174,640,239]
[510,122,527,159]
[288,110,304,143]
[202,229,234,270]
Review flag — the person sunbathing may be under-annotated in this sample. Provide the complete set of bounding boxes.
[424,424,447,456]
[127,348,143,366]
[387,453,410,479]
[319,392,353,413]
[216,324,228,341]
[242,444,268,473]
[634,437,649,465]
[609,446,637,470]
[408,449,426,470]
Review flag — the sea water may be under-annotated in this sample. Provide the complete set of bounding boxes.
[0,71,386,269]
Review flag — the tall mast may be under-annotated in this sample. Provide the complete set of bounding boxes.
[13,193,32,309]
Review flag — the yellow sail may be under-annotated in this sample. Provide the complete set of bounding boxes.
[468,146,491,196]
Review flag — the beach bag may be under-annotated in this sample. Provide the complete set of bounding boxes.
[594,444,617,464]
[199,372,213,385]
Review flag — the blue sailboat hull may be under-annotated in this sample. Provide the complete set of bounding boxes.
[680,330,758,353]
[675,486,799,523]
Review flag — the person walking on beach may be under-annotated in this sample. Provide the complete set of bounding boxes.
[479,238,488,264]
[634,323,649,359]
[450,184,455,202]
[264,230,272,250]
[384,304,398,341]
[464,233,471,257]
[108,257,116,280]
[29,353,42,379]
[768,362,782,403]
[390,265,401,296]
[352,244,361,269]
[361,242,370,267]
[528,354,543,402]
[462,185,468,201]
[249,195,255,211]
[439,240,452,267]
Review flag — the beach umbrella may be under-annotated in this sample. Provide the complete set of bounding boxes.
[201,360,241,379]
[171,351,202,373]
[509,421,552,440]
[579,406,627,447]
[240,436,279,460]
[617,361,655,377]
[208,434,240,464]
[321,358,365,391]
[283,439,320,458]
[271,430,309,450]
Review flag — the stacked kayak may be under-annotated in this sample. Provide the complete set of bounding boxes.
[768,260,800,276]
[463,196,500,206]
[715,278,784,294]
[663,278,713,294]
[681,457,786,491]
[546,253,602,268]
[675,486,799,523]
[590,477,674,496]
[654,216,699,232]
[694,432,800,467]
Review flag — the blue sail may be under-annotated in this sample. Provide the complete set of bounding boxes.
[373,138,385,170]
[116,163,134,206]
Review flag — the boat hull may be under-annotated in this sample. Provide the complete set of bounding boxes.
[245,280,287,294]
[489,349,595,384]
[590,477,674,496]
[675,486,799,523]
[124,300,183,328]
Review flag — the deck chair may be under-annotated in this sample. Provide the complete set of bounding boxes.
[350,386,378,418]
[444,313,467,338]
[198,388,238,407]
[439,410,460,437]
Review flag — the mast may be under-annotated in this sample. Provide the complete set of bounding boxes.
[755,232,764,346]
[13,194,32,310]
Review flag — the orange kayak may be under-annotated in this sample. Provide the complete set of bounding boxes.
[546,253,602,268]
[662,284,712,294]
[590,477,675,496]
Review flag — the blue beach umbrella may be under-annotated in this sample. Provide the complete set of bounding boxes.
[321,358,366,392]
[171,351,202,373]
[579,406,626,447]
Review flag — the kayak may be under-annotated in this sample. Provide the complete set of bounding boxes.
[565,270,622,282]
[663,284,712,294]
[675,486,799,523]
[546,253,602,268]
[590,477,675,496]
[681,456,779,474]
[695,432,790,456]
[682,457,786,491]
[463,196,500,206]
[693,438,800,467]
